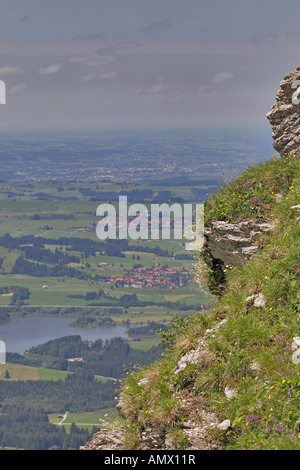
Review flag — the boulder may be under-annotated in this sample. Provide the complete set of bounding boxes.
[204,220,273,267]
[267,65,300,158]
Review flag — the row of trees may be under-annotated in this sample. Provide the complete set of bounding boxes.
[9,335,163,379]
[11,256,88,279]
[0,406,95,450]
[0,232,173,259]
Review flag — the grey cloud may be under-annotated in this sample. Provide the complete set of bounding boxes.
[74,31,108,41]
[19,16,29,23]
[212,72,234,85]
[136,83,170,95]
[0,66,23,76]
[96,43,141,57]
[9,84,27,94]
[70,54,114,66]
[39,63,61,75]
[98,71,117,80]
[142,18,176,31]
[248,30,300,44]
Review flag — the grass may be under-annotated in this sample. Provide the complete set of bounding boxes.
[0,363,40,380]
[0,363,71,381]
[48,407,118,432]
[115,154,300,450]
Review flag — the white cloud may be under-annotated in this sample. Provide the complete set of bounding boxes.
[212,72,234,85]
[136,83,170,95]
[98,71,117,80]
[79,73,97,82]
[70,55,114,66]
[9,84,27,94]
[0,66,22,76]
[39,63,61,75]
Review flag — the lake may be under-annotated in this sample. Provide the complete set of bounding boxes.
[0,315,131,354]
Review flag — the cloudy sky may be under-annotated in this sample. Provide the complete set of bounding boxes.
[0,0,300,132]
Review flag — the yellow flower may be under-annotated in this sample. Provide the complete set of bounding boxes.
[282,379,286,383]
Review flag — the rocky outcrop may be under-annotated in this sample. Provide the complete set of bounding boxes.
[267,65,300,158]
[80,427,126,450]
[203,219,274,268]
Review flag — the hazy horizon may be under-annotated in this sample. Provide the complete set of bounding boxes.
[0,1,299,133]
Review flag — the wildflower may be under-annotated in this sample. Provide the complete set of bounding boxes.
[194,331,198,336]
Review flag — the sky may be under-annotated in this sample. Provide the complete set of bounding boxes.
[0,0,300,132]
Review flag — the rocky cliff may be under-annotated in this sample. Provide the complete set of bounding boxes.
[267,65,300,158]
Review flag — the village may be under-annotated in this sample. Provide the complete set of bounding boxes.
[97,263,195,289]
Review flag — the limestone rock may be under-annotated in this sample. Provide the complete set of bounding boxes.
[267,65,300,158]
[217,419,231,431]
[204,220,273,267]
[175,319,226,374]
[224,386,237,399]
[175,349,203,374]
[245,293,266,308]
[80,427,125,450]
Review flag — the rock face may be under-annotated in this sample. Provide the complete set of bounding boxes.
[267,65,300,158]
[204,219,273,268]
[80,427,126,450]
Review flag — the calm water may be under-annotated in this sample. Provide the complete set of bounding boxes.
[0,315,131,354]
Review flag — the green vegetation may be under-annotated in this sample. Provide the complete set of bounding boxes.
[116,154,300,450]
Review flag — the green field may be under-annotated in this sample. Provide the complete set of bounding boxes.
[49,408,118,432]
[0,181,214,327]
[0,363,71,381]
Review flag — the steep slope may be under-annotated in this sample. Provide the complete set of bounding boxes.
[82,154,299,451]
[81,71,300,451]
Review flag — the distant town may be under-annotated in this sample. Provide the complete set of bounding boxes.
[97,264,195,289]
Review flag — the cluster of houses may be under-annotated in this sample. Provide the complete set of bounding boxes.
[98,265,195,289]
